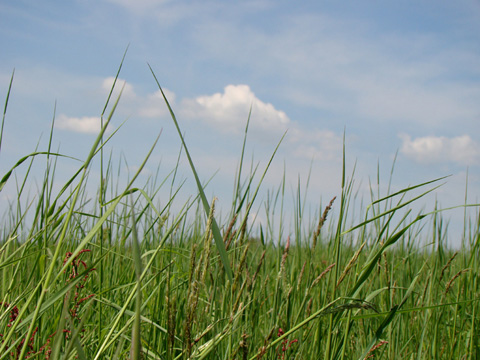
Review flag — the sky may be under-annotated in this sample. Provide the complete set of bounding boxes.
[1,0,480,247]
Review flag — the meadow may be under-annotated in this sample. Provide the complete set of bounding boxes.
[1,63,479,359]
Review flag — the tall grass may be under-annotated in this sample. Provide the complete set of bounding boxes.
[0,63,479,360]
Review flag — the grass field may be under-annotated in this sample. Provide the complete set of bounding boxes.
[1,64,479,359]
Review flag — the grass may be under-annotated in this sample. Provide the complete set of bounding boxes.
[1,60,479,360]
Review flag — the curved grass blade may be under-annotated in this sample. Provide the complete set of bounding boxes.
[0,69,14,154]
[148,64,233,282]
[0,152,80,192]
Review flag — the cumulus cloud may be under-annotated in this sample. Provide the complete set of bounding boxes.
[177,84,342,161]
[56,114,110,134]
[399,133,480,166]
[181,84,290,133]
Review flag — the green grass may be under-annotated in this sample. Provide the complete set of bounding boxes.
[1,63,479,360]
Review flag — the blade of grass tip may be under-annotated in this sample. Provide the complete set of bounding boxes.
[233,163,259,215]
[342,179,447,236]
[235,131,286,243]
[233,105,251,211]
[386,150,399,206]
[130,200,143,360]
[44,118,127,215]
[149,64,233,282]
[369,175,451,208]
[38,105,57,277]
[101,45,129,117]
[0,69,14,154]
[0,152,79,193]
[463,167,469,246]
[37,128,119,225]
[16,138,42,201]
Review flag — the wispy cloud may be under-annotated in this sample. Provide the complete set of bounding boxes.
[399,133,480,166]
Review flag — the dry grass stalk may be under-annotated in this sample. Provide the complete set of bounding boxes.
[306,298,313,318]
[391,280,397,303]
[233,278,249,313]
[251,249,266,288]
[445,269,470,295]
[194,198,216,287]
[383,251,390,290]
[184,198,218,355]
[241,332,249,360]
[439,251,458,282]
[363,340,388,359]
[418,274,431,307]
[223,213,238,247]
[188,244,197,286]
[336,241,365,289]
[297,261,307,291]
[278,236,291,280]
[167,293,177,355]
[166,272,177,356]
[311,263,336,290]
[184,279,198,357]
[233,243,250,293]
[312,196,336,249]
[324,300,377,314]
[238,208,250,246]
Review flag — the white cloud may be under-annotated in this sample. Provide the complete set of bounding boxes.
[56,114,110,134]
[100,77,177,119]
[399,133,480,166]
[52,77,135,134]
[177,84,342,162]
[101,77,136,101]
[191,12,480,133]
[181,84,290,134]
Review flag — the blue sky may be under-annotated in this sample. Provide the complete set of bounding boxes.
[1,0,480,246]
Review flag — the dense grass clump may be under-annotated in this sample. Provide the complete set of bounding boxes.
[1,63,479,359]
